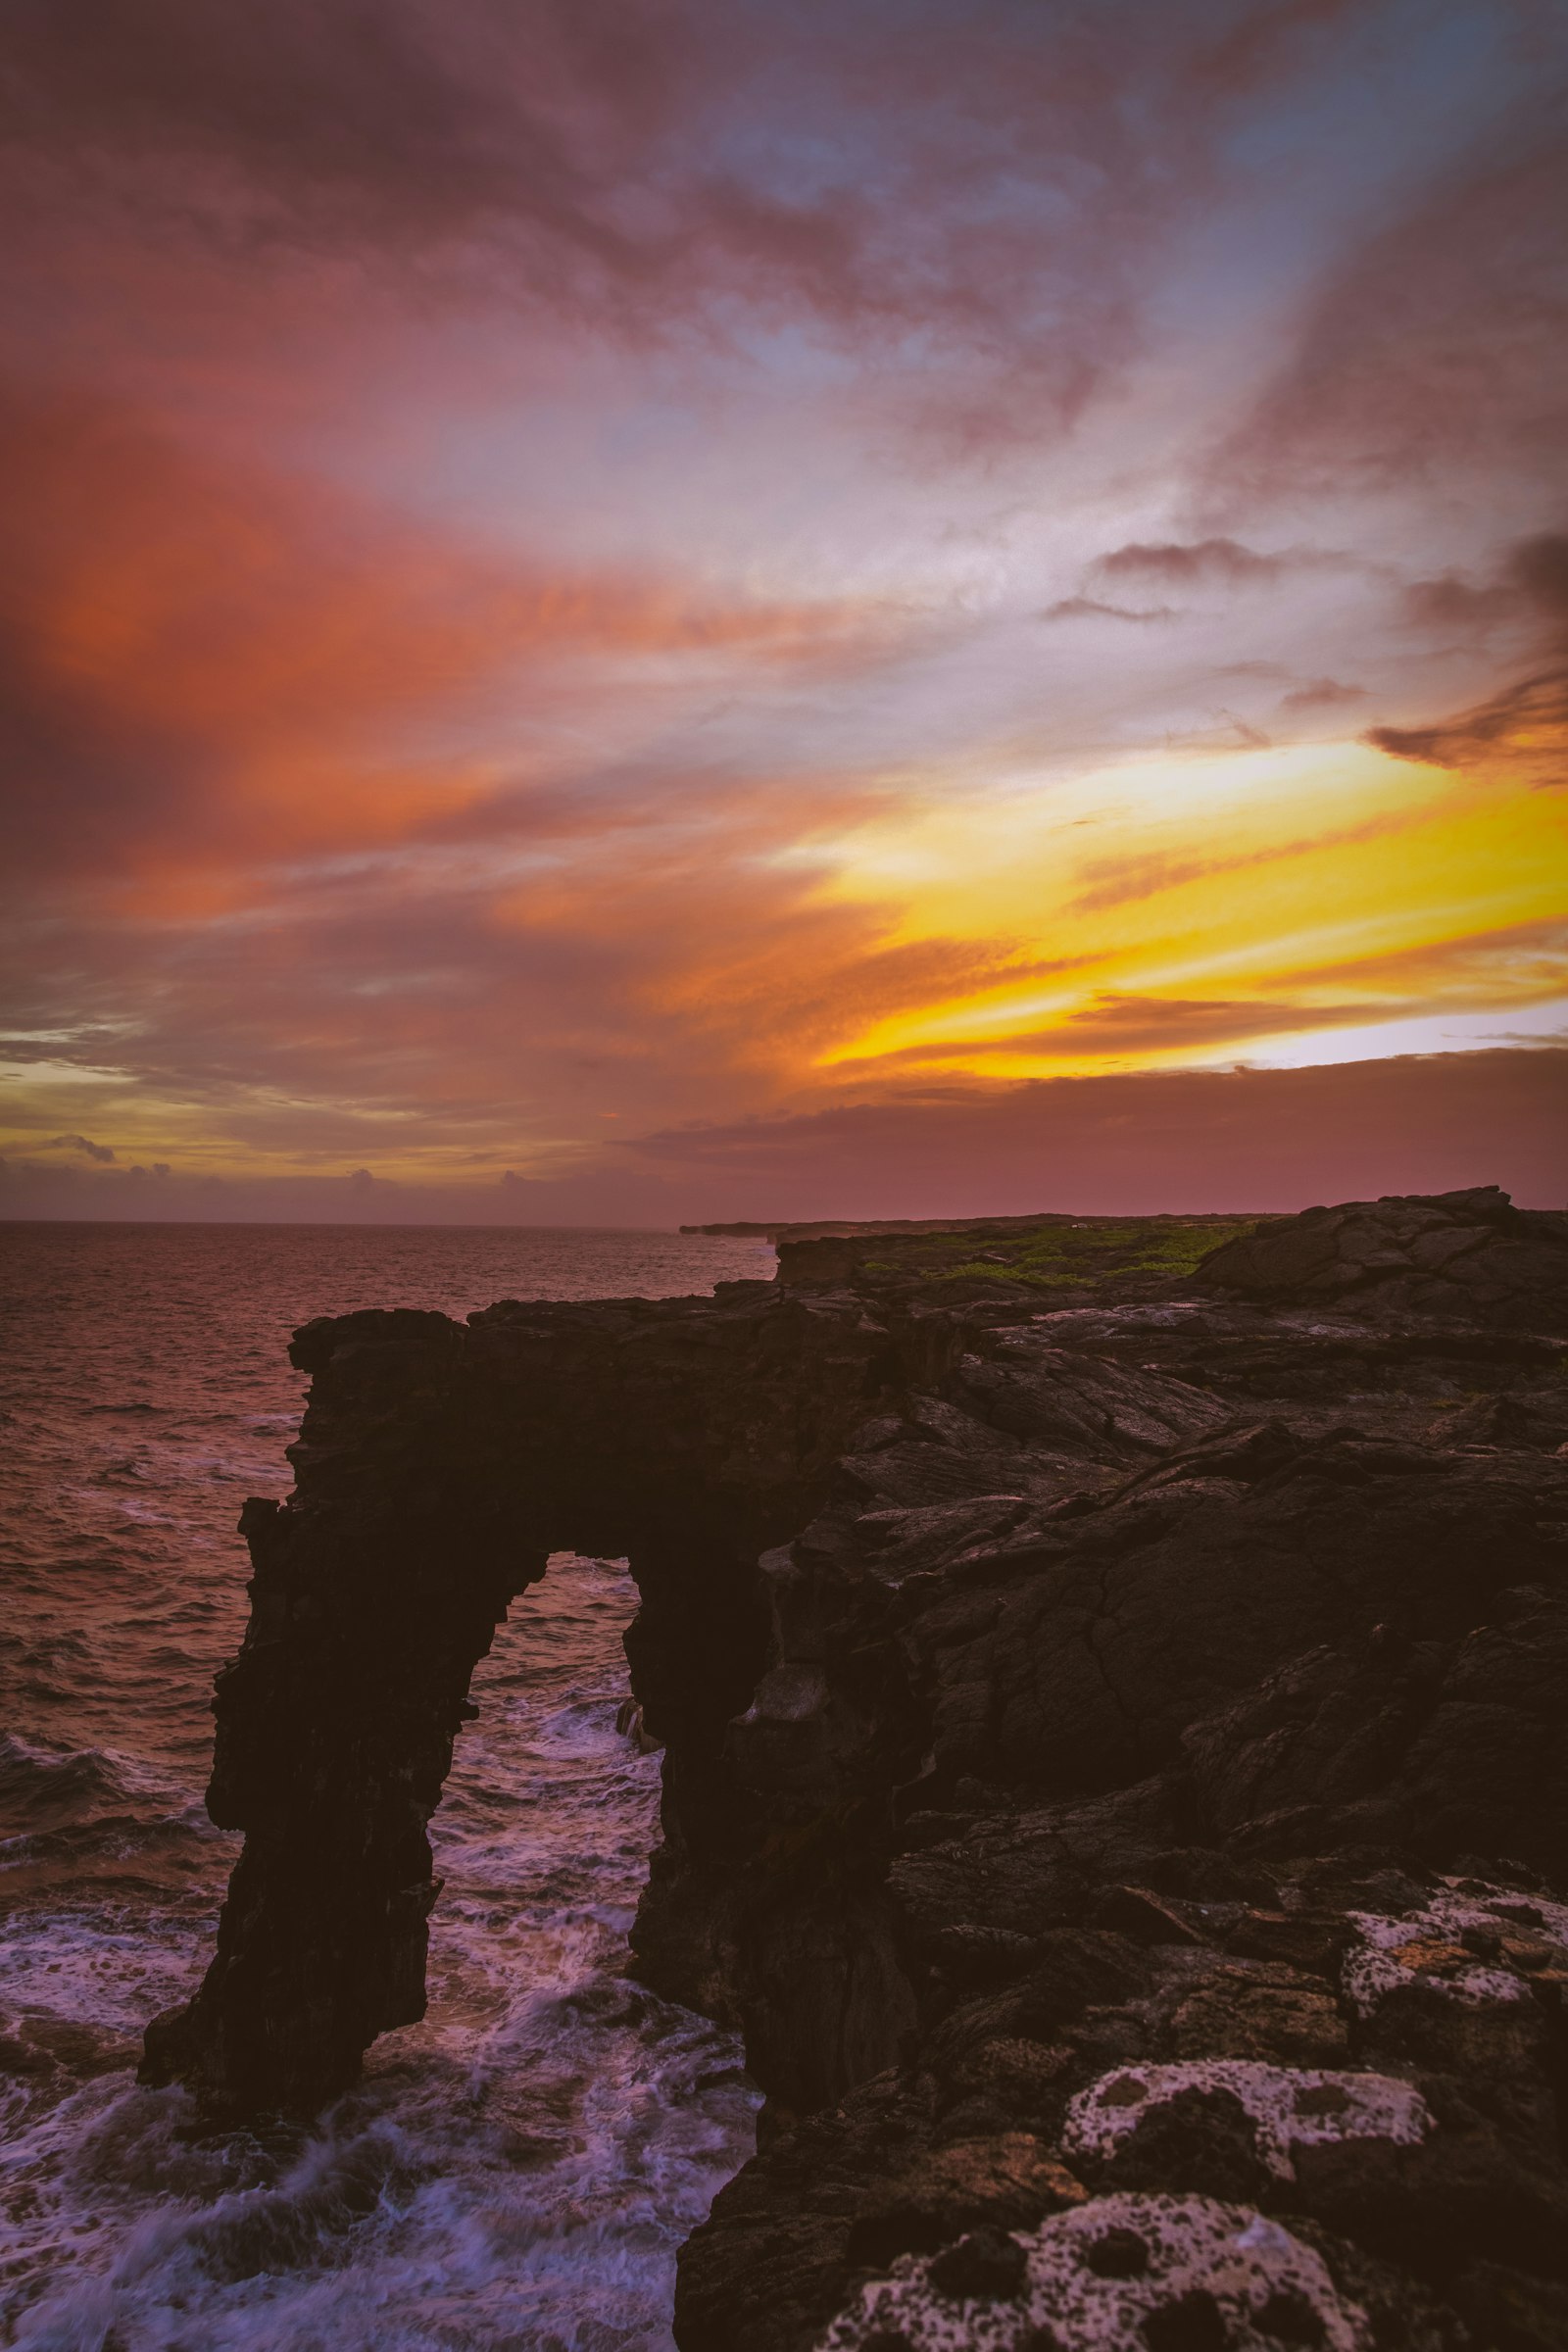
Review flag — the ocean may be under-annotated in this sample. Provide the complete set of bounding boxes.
[0,1222,778,2352]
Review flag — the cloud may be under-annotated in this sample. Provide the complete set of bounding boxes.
[1214,122,1568,498]
[0,0,689,265]
[622,1048,1568,1215]
[0,377,901,888]
[1288,916,1568,998]
[1401,574,1523,636]
[4,1050,1561,1220]
[1371,534,1568,779]
[848,993,1396,1063]
[1279,677,1366,712]
[1402,532,1568,643]
[831,915,1568,1078]
[1095,538,1294,586]
[1366,670,1568,780]
[0,0,1185,421]
[1,0,1563,1203]
[1512,531,1568,622]
[48,1132,116,1161]
[1063,804,1420,915]
[1040,598,1178,624]
[1186,0,1367,97]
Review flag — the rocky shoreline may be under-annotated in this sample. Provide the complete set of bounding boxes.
[143,1186,1568,2349]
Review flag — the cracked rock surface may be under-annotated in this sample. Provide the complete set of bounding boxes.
[140,1189,1568,2347]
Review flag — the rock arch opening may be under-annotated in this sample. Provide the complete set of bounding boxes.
[141,1287,898,2118]
[135,1195,1568,2352]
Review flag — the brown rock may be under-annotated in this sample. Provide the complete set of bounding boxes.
[1223,1911,1356,1978]
[1170,1968,1351,2064]
[134,1187,1568,2351]
[1094,1886,1206,1946]
[845,2135,1085,2268]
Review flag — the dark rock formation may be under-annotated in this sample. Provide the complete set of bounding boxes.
[140,1287,893,2115]
[143,1189,1568,2350]
[1194,1184,1568,1328]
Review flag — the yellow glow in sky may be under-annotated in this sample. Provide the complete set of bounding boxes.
[813,741,1568,1077]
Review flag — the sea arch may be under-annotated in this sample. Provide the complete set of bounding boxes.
[141,1286,900,2117]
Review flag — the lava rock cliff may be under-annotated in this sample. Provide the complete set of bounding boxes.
[143,1186,1568,2350]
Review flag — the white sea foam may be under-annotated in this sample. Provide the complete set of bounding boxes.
[1,1225,775,2349]
[4,1557,760,2351]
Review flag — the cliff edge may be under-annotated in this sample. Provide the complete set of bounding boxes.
[143,1188,1568,2349]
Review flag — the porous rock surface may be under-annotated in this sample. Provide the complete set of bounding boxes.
[1193,1184,1568,1329]
[141,1188,1568,2349]
[817,2195,1376,2351]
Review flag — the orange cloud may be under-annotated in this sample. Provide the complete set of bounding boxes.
[1065,804,1421,915]
[1368,672,1568,786]
[2,2,1565,1204]
[1,381,898,893]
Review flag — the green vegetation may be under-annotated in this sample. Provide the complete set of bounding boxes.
[858,1215,1267,1294]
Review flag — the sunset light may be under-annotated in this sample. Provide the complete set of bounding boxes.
[1,0,1562,1218]
[5,15,1568,2346]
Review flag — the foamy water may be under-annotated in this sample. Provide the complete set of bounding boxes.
[0,1223,774,2350]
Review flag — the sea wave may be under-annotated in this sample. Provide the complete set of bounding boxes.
[0,1736,190,1840]
[0,1225,773,2345]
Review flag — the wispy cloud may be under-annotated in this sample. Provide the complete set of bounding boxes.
[1,0,1564,1209]
[1280,677,1366,712]
[1041,598,1178,624]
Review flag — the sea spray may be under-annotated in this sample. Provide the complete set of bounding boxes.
[1,1224,771,2349]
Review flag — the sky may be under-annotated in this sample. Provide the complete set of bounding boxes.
[1,0,1565,1223]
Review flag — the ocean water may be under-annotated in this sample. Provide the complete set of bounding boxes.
[0,1222,777,2352]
